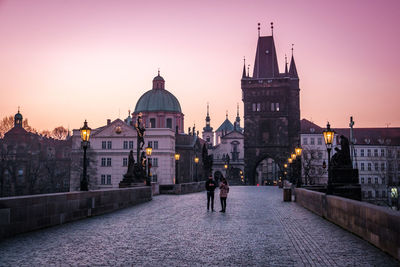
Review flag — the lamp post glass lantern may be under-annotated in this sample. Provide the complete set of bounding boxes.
[145,145,152,185]
[175,153,180,184]
[194,156,199,182]
[80,120,91,191]
[323,122,335,193]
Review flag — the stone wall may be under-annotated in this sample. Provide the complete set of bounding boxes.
[295,188,400,261]
[159,181,206,194]
[0,187,152,240]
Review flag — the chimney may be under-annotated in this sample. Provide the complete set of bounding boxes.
[107,119,111,125]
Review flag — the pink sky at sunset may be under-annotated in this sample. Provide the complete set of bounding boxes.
[0,0,399,132]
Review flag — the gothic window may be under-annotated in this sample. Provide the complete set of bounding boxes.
[207,137,210,142]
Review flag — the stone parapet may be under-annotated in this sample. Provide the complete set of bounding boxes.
[159,181,206,195]
[0,187,152,239]
[295,188,400,261]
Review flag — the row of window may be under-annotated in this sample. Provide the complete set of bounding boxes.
[149,118,173,129]
[362,190,387,199]
[103,157,159,167]
[302,137,323,146]
[251,102,280,112]
[358,162,385,172]
[101,141,159,150]
[360,177,383,184]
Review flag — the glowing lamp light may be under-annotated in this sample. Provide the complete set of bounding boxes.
[146,146,152,156]
[323,122,335,148]
[284,163,288,168]
[80,120,91,142]
[174,153,180,161]
[295,146,302,157]
[224,164,228,169]
[291,153,296,160]
[288,158,293,164]
[194,156,199,164]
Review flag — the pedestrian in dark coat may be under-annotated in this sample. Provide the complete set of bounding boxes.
[205,175,217,211]
[219,178,229,213]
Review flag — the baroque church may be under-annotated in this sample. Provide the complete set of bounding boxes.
[202,104,245,185]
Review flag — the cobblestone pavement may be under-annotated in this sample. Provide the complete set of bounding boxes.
[0,187,398,266]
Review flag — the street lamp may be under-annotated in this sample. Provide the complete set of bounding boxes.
[194,156,199,182]
[175,153,180,184]
[80,120,91,191]
[295,145,303,187]
[145,145,152,186]
[323,122,335,194]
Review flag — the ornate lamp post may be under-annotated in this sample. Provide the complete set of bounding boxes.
[323,122,335,194]
[175,153,180,184]
[80,120,91,191]
[295,145,303,187]
[145,145,152,186]
[288,157,293,183]
[194,156,199,182]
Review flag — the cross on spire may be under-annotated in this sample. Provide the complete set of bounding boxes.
[257,23,260,37]
[271,22,274,36]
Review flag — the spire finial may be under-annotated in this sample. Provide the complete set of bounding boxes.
[247,64,250,77]
[291,44,294,56]
[285,54,288,74]
[271,22,274,36]
[257,23,260,37]
[243,56,246,65]
[207,102,209,116]
[158,68,160,76]
[226,110,228,119]
[18,106,20,113]
[237,103,239,116]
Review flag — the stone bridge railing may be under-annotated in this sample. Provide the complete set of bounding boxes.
[0,187,152,240]
[159,181,206,195]
[295,188,400,261]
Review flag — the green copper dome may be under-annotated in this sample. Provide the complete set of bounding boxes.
[134,89,182,113]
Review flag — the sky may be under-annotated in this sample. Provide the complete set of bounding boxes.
[0,0,399,132]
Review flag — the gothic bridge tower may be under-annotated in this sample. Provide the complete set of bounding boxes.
[242,24,300,185]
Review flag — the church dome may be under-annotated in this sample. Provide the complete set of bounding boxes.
[134,72,182,113]
[134,89,182,113]
[14,111,22,121]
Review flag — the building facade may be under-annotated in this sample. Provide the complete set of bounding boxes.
[0,110,71,197]
[300,119,400,206]
[70,119,175,190]
[242,29,301,185]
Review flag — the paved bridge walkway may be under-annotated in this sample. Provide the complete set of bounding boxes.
[0,187,398,266]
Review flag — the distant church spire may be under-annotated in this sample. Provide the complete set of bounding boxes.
[236,103,241,128]
[289,44,298,78]
[203,102,213,132]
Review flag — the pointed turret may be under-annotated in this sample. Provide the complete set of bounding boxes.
[252,22,279,78]
[285,54,288,75]
[289,45,298,78]
[242,57,246,78]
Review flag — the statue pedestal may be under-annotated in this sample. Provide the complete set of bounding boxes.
[330,168,361,201]
[119,174,145,188]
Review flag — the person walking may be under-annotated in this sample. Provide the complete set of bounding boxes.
[205,175,217,211]
[219,178,229,213]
